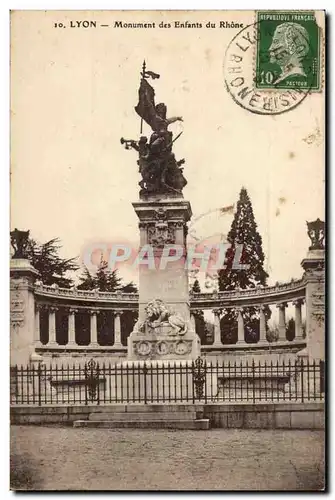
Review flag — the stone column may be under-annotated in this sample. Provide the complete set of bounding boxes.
[90,309,99,347]
[237,308,245,344]
[277,302,288,342]
[129,199,200,361]
[48,306,57,346]
[113,310,123,347]
[67,308,77,346]
[212,309,222,346]
[300,220,325,360]
[190,312,196,331]
[34,304,42,346]
[133,200,192,323]
[293,299,304,341]
[10,258,39,365]
[259,305,267,343]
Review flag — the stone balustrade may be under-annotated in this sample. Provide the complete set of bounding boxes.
[35,305,137,351]
[34,278,305,306]
[34,282,138,303]
[10,219,324,365]
[190,299,305,348]
[33,279,307,351]
[189,278,306,307]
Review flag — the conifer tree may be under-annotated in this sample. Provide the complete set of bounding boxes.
[26,237,78,288]
[77,258,138,345]
[286,317,295,342]
[190,279,208,344]
[77,257,135,293]
[191,279,201,293]
[218,187,270,343]
[77,266,96,290]
[121,282,138,293]
[95,259,122,292]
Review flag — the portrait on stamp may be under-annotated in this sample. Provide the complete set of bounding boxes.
[268,22,310,84]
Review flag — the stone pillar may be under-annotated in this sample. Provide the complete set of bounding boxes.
[128,198,200,361]
[190,312,196,331]
[10,259,39,365]
[134,201,192,321]
[259,305,267,343]
[67,308,77,346]
[90,309,99,347]
[114,310,123,347]
[237,308,245,344]
[293,299,304,341]
[301,247,325,359]
[34,304,42,347]
[48,306,57,346]
[212,308,222,346]
[276,302,287,342]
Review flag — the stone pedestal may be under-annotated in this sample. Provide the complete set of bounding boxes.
[128,197,200,361]
[10,259,39,366]
[128,323,200,361]
[300,248,325,360]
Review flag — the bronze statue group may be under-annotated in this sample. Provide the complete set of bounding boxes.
[121,63,187,198]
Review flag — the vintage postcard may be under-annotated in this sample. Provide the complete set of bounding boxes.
[10,10,325,491]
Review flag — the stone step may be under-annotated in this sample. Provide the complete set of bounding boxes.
[73,419,210,430]
[89,411,197,421]
[85,404,203,413]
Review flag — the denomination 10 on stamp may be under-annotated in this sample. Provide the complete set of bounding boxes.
[255,11,321,91]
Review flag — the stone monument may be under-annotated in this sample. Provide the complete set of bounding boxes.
[10,229,41,365]
[300,218,325,360]
[121,61,200,361]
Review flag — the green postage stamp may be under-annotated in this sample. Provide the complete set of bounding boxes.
[255,11,321,91]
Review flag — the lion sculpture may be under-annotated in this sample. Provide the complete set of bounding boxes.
[137,299,187,336]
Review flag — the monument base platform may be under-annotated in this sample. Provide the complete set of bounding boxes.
[127,323,201,362]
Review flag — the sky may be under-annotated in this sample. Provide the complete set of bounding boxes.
[10,10,325,287]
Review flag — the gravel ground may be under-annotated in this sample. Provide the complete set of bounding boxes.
[10,425,325,491]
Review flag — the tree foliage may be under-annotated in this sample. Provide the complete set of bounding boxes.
[219,187,268,291]
[191,279,201,293]
[286,317,295,342]
[121,282,138,293]
[77,258,138,293]
[218,187,270,343]
[26,237,79,288]
[76,266,96,290]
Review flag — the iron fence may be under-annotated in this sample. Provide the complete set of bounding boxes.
[10,357,325,406]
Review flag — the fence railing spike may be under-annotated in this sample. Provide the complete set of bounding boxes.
[10,357,324,406]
